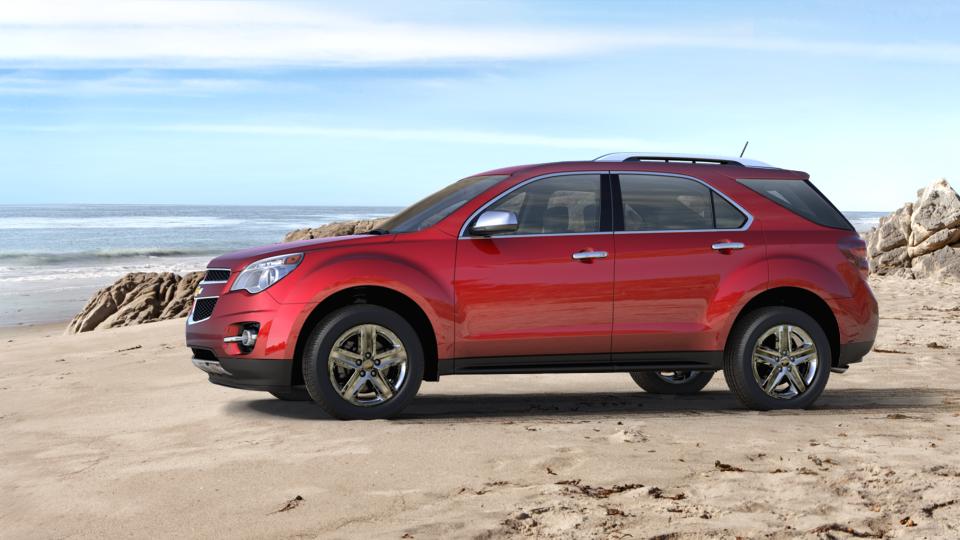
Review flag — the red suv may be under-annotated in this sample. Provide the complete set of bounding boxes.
[187,153,878,419]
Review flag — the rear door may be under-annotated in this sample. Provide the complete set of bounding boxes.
[612,173,766,355]
[454,173,615,360]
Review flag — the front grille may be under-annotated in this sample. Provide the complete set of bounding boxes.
[203,269,230,282]
[191,348,218,361]
[190,297,218,323]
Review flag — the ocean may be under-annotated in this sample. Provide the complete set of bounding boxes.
[0,205,886,327]
[0,205,399,326]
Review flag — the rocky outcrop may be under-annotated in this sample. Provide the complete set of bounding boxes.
[283,219,387,242]
[67,271,203,333]
[864,178,960,280]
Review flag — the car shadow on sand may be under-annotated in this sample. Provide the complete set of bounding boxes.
[228,386,956,422]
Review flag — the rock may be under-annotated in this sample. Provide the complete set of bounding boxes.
[911,245,960,281]
[159,272,204,319]
[874,203,912,252]
[870,246,909,275]
[283,219,387,242]
[910,179,960,244]
[889,267,916,280]
[67,271,203,333]
[907,227,960,258]
[865,178,960,280]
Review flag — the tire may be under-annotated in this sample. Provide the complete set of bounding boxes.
[629,370,714,394]
[723,306,831,410]
[302,304,424,420]
[269,388,312,401]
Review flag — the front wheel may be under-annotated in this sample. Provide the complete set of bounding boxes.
[723,307,831,410]
[629,370,714,394]
[302,304,424,420]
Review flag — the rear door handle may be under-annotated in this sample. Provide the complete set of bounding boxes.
[712,242,745,251]
[572,250,608,260]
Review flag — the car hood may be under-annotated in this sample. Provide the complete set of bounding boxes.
[207,234,393,270]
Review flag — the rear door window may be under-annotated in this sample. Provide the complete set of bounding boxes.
[713,192,748,229]
[619,174,746,231]
[738,179,852,230]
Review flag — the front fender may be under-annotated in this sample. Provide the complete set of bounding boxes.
[270,239,456,359]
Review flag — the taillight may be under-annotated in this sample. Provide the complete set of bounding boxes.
[838,236,869,279]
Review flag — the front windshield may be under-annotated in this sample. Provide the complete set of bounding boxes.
[377,175,508,233]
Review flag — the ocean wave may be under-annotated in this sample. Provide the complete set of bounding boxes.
[0,216,247,229]
[0,213,395,230]
[0,248,221,265]
[0,259,208,284]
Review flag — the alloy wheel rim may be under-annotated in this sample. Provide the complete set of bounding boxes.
[654,370,700,384]
[327,324,408,407]
[751,324,819,400]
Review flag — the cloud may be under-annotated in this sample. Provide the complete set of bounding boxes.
[2,1,959,69]
[0,72,262,95]
[0,1,629,68]
[6,123,663,151]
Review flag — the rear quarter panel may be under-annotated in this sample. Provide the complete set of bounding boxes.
[732,179,878,344]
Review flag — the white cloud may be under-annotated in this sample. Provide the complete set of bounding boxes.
[0,72,261,95]
[1,1,958,68]
[0,1,628,67]
[6,123,664,151]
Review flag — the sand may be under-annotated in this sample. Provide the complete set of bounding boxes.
[1,276,958,539]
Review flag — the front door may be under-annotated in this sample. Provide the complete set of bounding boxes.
[454,173,614,360]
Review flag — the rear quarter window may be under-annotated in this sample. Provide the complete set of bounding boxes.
[738,179,852,230]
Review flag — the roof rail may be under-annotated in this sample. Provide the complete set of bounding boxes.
[593,152,775,168]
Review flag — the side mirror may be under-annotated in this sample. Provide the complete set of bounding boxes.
[470,210,518,236]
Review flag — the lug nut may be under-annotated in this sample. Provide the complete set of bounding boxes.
[355,360,362,366]
[359,370,365,376]
[374,360,380,366]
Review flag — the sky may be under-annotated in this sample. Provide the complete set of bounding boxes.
[1,0,958,211]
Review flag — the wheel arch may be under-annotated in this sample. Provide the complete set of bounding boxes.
[291,285,440,385]
[726,286,841,366]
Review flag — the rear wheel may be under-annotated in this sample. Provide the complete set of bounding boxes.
[302,304,424,420]
[723,306,830,410]
[629,370,714,394]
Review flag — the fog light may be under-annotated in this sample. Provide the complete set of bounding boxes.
[224,324,259,352]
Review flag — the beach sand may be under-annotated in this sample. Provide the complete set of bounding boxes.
[1,276,958,538]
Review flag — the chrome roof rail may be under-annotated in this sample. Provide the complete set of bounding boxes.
[594,152,775,168]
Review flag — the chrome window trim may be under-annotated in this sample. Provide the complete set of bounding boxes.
[458,171,609,239]
[199,268,231,285]
[187,295,219,325]
[458,170,753,239]
[613,171,754,234]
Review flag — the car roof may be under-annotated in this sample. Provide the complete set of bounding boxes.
[476,155,808,180]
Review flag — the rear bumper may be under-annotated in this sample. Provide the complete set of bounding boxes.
[192,354,294,392]
[827,288,879,368]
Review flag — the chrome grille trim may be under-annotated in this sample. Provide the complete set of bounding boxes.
[201,268,231,284]
[188,296,218,325]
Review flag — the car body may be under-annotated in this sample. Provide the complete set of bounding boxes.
[187,153,878,419]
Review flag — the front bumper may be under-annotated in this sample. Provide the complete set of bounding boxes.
[192,353,295,392]
[836,340,873,369]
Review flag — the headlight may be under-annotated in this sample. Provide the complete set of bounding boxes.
[230,253,303,294]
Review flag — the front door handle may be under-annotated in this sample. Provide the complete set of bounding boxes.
[572,250,608,260]
[712,242,745,251]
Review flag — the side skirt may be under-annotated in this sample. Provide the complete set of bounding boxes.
[444,351,723,375]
